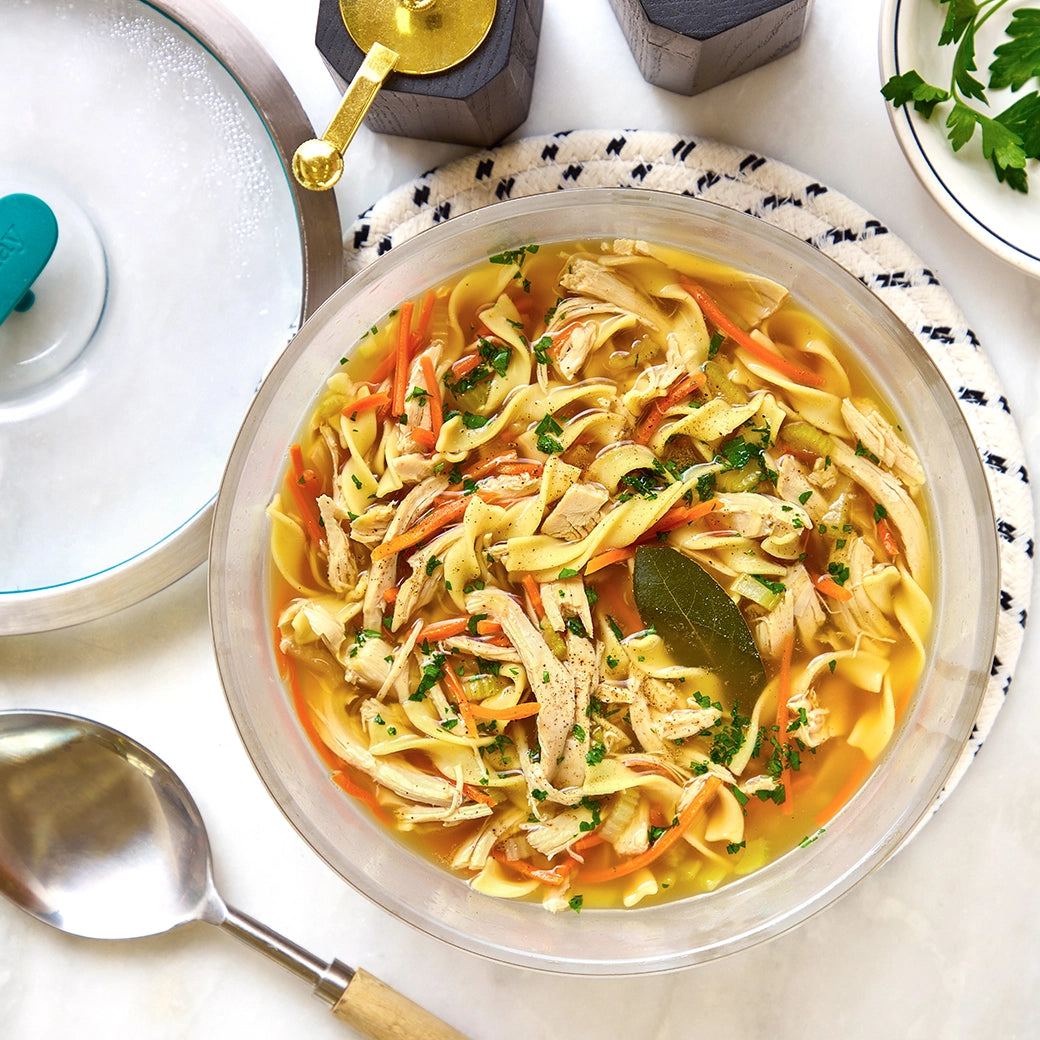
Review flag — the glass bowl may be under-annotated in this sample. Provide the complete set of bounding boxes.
[209,188,998,974]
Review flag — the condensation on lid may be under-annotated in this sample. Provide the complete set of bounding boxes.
[0,0,343,634]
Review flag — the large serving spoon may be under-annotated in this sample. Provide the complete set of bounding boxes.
[0,709,469,1039]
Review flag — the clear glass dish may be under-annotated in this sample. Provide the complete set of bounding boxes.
[209,188,998,974]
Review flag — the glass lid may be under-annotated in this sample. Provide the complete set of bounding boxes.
[0,0,343,634]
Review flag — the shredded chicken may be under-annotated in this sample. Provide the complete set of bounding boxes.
[362,475,447,627]
[466,588,575,783]
[541,481,610,540]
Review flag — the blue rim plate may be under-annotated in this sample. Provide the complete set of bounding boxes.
[879,0,1040,279]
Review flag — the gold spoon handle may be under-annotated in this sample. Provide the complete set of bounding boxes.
[292,42,399,191]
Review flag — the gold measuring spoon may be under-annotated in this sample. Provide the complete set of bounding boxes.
[0,709,469,1039]
[294,0,497,190]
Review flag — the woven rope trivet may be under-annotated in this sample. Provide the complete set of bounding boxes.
[344,129,1033,816]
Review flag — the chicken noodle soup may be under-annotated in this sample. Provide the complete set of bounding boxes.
[269,239,931,912]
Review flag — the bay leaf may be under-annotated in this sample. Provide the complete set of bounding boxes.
[633,544,766,702]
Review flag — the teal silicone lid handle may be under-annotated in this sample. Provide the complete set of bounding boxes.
[0,193,59,324]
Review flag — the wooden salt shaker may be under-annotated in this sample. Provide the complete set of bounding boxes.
[608,0,813,96]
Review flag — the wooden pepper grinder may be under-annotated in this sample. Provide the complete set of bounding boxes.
[608,0,813,96]
[295,0,542,190]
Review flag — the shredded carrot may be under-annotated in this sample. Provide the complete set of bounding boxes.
[546,320,584,359]
[370,497,469,561]
[364,291,435,387]
[681,280,827,389]
[289,443,307,482]
[498,460,544,476]
[480,635,514,648]
[463,450,518,481]
[776,631,795,816]
[382,585,399,604]
[520,573,545,619]
[648,804,671,831]
[467,700,541,720]
[877,517,900,557]
[367,349,396,385]
[579,775,722,883]
[419,353,443,437]
[491,849,574,887]
[585,545,637,575]
[287,444,324,544]
[646,497,720,536]
[411,288,437,351]
[440,665,477,737]
[342,392,390,420]
[391,301,415,418]
[420,617,469,639]
[332,769,391,823]
[462,782,496,808]
[451,352,483,378]
[410,426,437,451]
[815,755,872,826]
[571,831,604,854]
[288,476,324,544]
[635,371,706,444]
[280,650,343,770]
[815,573,854,602]
[418,616,504,642]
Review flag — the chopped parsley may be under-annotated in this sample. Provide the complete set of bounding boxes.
[566,616,590,639]
[827,561,851,586]
[619,470,661,500]
[534,413,565,454]
[490,244,539,267]
[411,653,446,701]
[854,440,880,464]
[696,471,717,501]
[533,335,554,365]
[585,741,607,766]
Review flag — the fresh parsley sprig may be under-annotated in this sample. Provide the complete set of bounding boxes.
[882,0,1040,192]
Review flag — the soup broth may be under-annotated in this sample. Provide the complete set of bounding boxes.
[268,239,931,912]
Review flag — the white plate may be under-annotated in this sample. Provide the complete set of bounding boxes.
[879,0,1040,278]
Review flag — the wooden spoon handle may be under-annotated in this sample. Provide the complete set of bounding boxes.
[332,967,471,1039]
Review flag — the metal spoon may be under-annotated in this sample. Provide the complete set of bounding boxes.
[0,709,468,1039]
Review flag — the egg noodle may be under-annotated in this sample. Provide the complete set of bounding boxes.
[268,239,931,911]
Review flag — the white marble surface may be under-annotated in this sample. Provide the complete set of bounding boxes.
[3,1,1040,1037]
